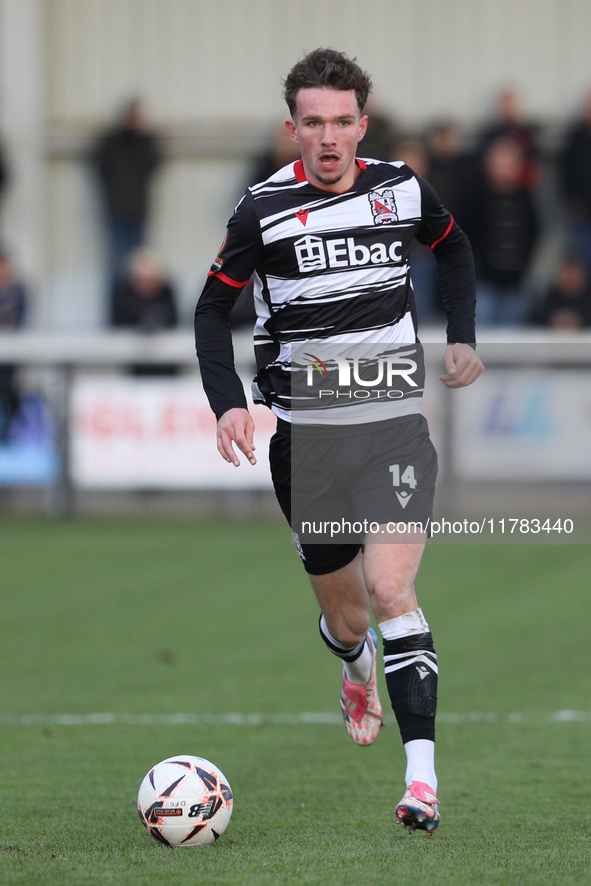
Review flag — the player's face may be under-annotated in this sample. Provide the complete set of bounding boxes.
[286,87,368,192]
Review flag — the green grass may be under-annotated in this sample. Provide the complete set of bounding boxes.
[1,518,590,885]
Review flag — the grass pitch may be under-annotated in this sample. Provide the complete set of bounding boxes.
[1,518,590,885]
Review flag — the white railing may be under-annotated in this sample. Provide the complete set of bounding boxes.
[1,329,591,518]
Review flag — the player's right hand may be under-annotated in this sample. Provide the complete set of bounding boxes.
[216,407,257,466]
[439,343,484,388]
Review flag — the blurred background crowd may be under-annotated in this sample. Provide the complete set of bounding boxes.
[2,0,591,342]
[4,86,591,345]
[233,86,591,333]
[2,0,591,506]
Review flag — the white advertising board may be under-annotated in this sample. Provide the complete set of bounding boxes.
[454,369,591,480]
[71,375,275,489]
[71,366,591,489]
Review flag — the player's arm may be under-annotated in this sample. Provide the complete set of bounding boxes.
[415,176,483,388]
[195,275,257,465]
[195,192,263,464]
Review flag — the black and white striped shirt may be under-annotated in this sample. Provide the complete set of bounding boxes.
[195,158,476,423]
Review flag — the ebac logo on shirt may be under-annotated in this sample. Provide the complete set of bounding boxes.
[294,234,403,273]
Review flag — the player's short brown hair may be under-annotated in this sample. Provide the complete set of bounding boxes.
[284,49,373,117]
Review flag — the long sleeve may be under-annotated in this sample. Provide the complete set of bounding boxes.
[431,223,476,344]
[195,190,263,419]
[195,275,249,420]
[415,176,477,344]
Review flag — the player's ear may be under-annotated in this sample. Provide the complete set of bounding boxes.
[357,115,369,143]
[285,118,299,144]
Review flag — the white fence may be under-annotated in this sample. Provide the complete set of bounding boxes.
[1,329,591,523]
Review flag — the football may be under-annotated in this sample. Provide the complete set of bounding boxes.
[137,755,233,847]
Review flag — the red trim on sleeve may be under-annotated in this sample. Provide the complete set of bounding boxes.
[208,270,250,288]
[430,216,454,250]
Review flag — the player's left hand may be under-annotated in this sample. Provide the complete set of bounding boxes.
[439,343,484,388]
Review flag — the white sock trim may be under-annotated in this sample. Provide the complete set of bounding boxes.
[319,615,372,684]
[378,608,429,641]
[319,615,363,655]
[344,643,372,685]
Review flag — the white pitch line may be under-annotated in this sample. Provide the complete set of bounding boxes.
[0,711,589,727]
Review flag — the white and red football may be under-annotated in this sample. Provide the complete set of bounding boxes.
[137,754,233,847]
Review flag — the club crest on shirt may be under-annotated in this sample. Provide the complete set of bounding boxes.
[368,188,399,225]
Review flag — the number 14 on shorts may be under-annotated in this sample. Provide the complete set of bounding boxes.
[389,464,417,489]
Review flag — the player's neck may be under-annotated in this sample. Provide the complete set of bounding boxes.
[300,158,362,193]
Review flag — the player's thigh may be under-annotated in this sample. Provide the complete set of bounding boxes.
[352,415,438,532]
[269,427,363,576]
[269,429,292,523]
[269,428,350,528]
[354,417,434,613]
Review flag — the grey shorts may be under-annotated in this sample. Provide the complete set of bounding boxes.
[269,414,438,574]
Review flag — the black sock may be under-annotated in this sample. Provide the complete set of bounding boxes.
[382,632,437,742]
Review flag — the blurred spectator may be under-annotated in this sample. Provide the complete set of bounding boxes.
[93,99,162,284]
[396,139,440,324]
[111,250,178,375]
[249,121,301,186]
[239,123,302,331]
[395,137,429,177]
[476,87,540,190]
[426,121,468,217]
[460,136,540,326]
[559,90,591,271]
[532,254,591,330]
[361,99,398,161]
[111,249,177,331]
[0,252,27,443]
[0,141,8,207]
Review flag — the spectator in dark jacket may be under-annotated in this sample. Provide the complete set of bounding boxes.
[111,250,178,376]
[475,87,540,191]
[0,252,27,442]
[0,141,8,208]
[394,138,440,324]
[93,99,162,283]
[359,98,398,161]
[532,254,591,330]
[111,250,176,331]
[248,121,301,188]
[460,136,540,325]
[559,90,591,271]
[426,121,469,218]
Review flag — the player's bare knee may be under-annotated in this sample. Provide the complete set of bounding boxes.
[326,611,370,648]
[331,622,370,648]
[367,575,416,619]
